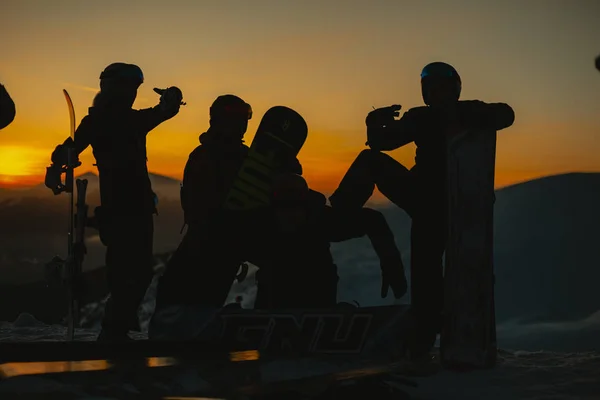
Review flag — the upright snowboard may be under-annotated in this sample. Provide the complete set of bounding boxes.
[441,128,497,369]
[224,106,308,210]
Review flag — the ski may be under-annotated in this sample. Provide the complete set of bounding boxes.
[72,178,88,337]
[43,89,84,341]
[64,89,78,341]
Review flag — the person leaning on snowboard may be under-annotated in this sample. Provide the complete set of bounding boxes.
[49,62,184,342]
[329,61,515,360]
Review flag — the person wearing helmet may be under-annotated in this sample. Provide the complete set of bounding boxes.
[48,62,184,342]
[253,172,407,310]
[329,62,515,360]
[153,94,255,309]
[150,95,304,339]
[0,82,16,130]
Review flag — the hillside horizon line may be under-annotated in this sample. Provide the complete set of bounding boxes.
[1,170,599,194]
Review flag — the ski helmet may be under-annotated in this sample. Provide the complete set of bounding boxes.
[272,173,309,207]
[420,62,461,105]
[209,94,253,121]
[99,63,144,90]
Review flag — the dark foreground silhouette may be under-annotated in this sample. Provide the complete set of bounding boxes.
[4,172,599,346]
[329,62,515,359]
[47,63,184,342]
[34,61,513,368]
[0,83,16,129]
[150,96,407,340]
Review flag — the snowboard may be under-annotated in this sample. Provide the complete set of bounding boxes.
[440,128,497,370]
[0,306,424,398]
[224,106,308,210]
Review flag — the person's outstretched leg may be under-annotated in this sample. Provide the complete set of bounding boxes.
[329,149,414,212]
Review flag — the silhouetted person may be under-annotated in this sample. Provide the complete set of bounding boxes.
[50,63,183,342]
[329,62,515,360]
[0,83,16,129]
[596,54,600,72]
[253,172,407,309]
[150,94,263,339]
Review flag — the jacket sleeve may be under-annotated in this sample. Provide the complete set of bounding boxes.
[366,108,421,152]
[72,115,93,155]
[135,105,180,136]
[460,100,515,131]
[51,115,93,165]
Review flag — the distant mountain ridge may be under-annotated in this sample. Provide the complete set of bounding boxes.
[0,171,181,201]
[1,171,600,345]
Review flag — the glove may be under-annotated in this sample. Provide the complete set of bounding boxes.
[50,144,68,166]
[366,104,401,127]
[154,86,186,115]
[50,137,79,167]
[365,105,401,148]
[380,260,408,300]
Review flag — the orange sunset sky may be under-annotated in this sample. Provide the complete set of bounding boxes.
[1,0,599,196]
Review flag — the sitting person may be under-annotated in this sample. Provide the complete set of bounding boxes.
[329,61,515,359]
[253,172,407,310]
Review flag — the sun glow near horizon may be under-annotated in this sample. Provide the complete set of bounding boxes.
[1,0,599,191]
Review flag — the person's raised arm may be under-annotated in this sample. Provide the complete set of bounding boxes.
[136,86,185,134]
[460,100,515,132]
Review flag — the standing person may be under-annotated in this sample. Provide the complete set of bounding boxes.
[0,82,16,129]
[49,62,184,342]
[150,94,260,339]
[150,95,305,340]
[328,62,515,360]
